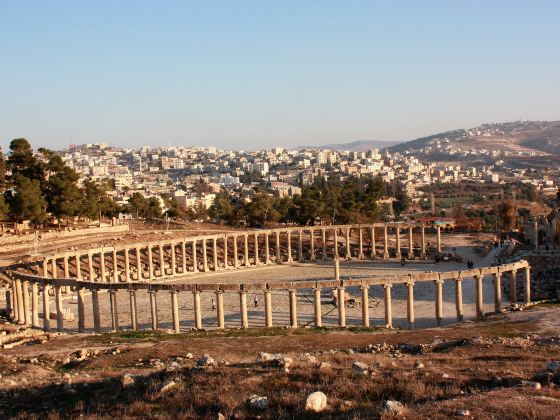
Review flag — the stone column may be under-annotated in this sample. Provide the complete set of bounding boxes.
[435,280,443,326]
[383,226,389,259]
[338,286,346,327]
[384,284,393,328]
[6,287,13,320]
[493,272,502,312]
[129,290,138,331]
[193,290,202,329]
[88,253,94,281]
[322,228,327,261]
[455,278,464,321]
[286,231,293,263]
[370,225,376,259]
[345,227,351,259]
[475,274,483,318]
[334,258,340,282]
[254,233,260,265]
[264,289,273,327]
[313,287,322,327]
[212,237,218,270]
[171,290,180,333]
[148,245,154,279]
[135,247,142,280]
[298,229,304,261]
[112,249,119,282]
[395,227,402,259]
[192,240,199,272]
[77,288,86,332]
[109,290,119,332]
[51,258,58,279]
[170,243,176,275]
[233,236,239,268]
[510,270,517,305]
[420,225,426,258]
[358,227,364,259]
[216,290,225,329]
[361,285,369,327]
[100,251,107,282]
[408,226,414,259]
[333,229,339,259]
[222,236,228,269]
[74,254,81,279]
[524,266,531,304]
[42,284,51,331]
[181,241,187,273]
[406,281,415,328]
[289,289,297,328]
[149,290,158,330]
[12,282,19,323]
[158,244,165,276]
[275,231,281,263]
[92,289,101,333]
[42,258,49,278]
[436,226,442,253]
[55,285,64,331]
[264,232,270,264]
[22,281,30,326]
[309,229,315,261]
[243,234,250,267]
[124,248,131,282]
[15,279,23,324]
[239,290,248,329]
[31,282,39,328]
[533,221,539,248]
[63,256,70,278]
[202,239,208,272]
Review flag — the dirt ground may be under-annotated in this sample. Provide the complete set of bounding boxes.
[2,304,560,419]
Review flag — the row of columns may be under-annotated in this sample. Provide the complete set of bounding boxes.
[9,266,529,333]
[39,225,440,282]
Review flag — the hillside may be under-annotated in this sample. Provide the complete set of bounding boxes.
[389,120,560,158]
[298,139,399,151]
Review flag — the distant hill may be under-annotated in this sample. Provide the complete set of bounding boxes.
[298,139,399,151]
[389,120,560,157]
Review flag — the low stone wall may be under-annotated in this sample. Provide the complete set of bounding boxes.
[0,225,130,253]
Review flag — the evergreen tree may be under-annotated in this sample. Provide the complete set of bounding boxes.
[7,174,47,225]
[44,154,81,225]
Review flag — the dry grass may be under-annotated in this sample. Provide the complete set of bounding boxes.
[2,307,560,419]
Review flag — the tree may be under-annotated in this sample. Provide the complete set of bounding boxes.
[7,138,45,185]
[0,148,6,192]
[0,194,8,220]
[496,200,517,231]
[7,174,47,225]
[44,154,81,225]
[79,179,119,221]
[393,184,410,216]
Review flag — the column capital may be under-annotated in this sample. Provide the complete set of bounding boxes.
[383,283,393,289]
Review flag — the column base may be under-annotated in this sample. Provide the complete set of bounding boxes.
[383,253,389,260]
[358,253,364,260]
[395,253,402,260]
[420,252,427,259]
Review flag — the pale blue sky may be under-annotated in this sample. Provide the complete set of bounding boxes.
[1,1,559,151]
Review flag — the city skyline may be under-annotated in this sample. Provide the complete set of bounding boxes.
[2,1,560,152]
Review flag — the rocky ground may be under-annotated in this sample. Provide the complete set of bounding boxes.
[1,304,560,419]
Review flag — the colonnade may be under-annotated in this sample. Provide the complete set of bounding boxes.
[35,223,441,283]
[6,260,531,333]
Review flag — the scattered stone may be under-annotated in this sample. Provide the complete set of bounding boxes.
[216,413,226,420]
[62,356,71,366]
[121,374,135,388]
[520,380,542,390]
[442,373,451,379]
[455,409,471,417]
[197,355,218,367]
[185,352,194,359]
[414,360,425,369]
[383,400,406,416]
[301,353,317,363]
[305,391,327,413]
[352,361,369,376]
[158,380,177,395]
[317,362,331,370]
[247,394,268,410]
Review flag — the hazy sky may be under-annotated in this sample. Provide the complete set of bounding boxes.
[1,1,559,151]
